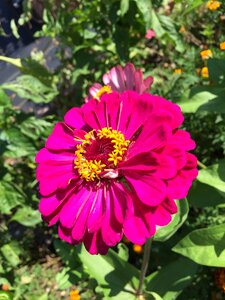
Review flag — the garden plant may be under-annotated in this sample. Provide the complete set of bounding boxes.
[0,0,225,299]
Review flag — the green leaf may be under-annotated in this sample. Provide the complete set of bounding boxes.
[0,291,13,300]
[10,207,41,227]
[208,58,225,84]
[120,0,129,16]
[0,56,22,68]
[172,224,225,267]
[55,267,72,290]
[154,199,189,242]
[188,181,225,208]
[182,0,205,15]
[113,25,129,62]
[2,128,36,158]
[78,247,139,299]
[146,257,198,300]
[54,240,78,269]
[197,159,225,194]
[134,0,152,29]
[2,75,58,103]
[10,19,20,39]
[0,181,24,214]
[117,243,129,261]
[0,89,12,112]
[146,291,163,300]
[1,243,21,267]
[178,86,225,113]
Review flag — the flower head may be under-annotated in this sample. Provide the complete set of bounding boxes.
[133,244,143,254]
[207,0,221,10]
[201,67,209,78]
[174,69,183,75]
[86,63,153,102]
[145,29,156,40]
[220,41,225,50]
[70,290,80,300]
[36,74,197,255]
[200,49,213,59]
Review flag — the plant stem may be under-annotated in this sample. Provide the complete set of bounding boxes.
[136,237,153,297]
[197,160,207,169]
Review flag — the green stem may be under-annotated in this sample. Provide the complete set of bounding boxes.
[197,160,207,169]
[136,237,153,297]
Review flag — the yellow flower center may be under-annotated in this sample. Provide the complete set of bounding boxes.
[74,127,130,181]
[94,85,112,100]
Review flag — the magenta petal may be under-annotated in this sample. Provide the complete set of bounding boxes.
[101,188,123,246]
[45,122,75,150]
[153,154,177,179]
[84,231,109,255]
[170,130,196,151]
[125,173,166,206]
[58,225,73,244]
[64,107,86,129]
[124,216,149,244]
[87,188,105,233]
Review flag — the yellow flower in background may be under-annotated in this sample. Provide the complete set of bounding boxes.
[200,49,213,59]
[207,0,221,10]
[174,69,183,74]
[220,41,225,50]
[133,244,143,254]
[201,67,209,78]
[70,289,81,300]
[179,26,186,33]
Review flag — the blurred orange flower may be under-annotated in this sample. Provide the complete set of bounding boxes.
[70,289,80,300]
[201,67,209,78]
[174,69,183,74]
[220,41,225,50]
[207,0,221,10]
[200,49,213,59]
[1,284,10,291]
[133,244,143,254]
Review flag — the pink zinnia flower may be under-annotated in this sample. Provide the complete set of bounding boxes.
[86,63,153,102]
[145,29,156,40]
[36,90,197,255]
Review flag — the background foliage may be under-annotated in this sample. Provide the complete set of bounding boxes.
[0,0,225,299]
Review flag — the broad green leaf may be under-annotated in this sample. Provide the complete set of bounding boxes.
[2,128,36,158]
[0,89,12,112]
[146,291,163,300]
[154,199,189,242]
[208,58,225,84]
[134,0,152,29]
[0,181,24,214]
[0,291,13,300]
[120,0,129,16]
[78,247,139,300]
[178,86,225,113]
[10,207,41,227]
[146,257,198,300]
[197,159,225,194]
[2,75,58,103]
[182,0,205,15]
[113,25,129,62]
[1,243,21,267]
[172,224,225,267]
[188,181,225,208]
[117,243,129,261]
